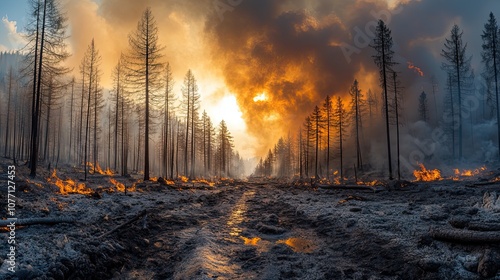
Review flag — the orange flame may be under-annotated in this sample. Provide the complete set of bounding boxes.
[179,176,189,183]
[407,61,424,77]
[109,178,126,192]
[453,166,486,177]
[357,180,380,186]
[192,179,216,187]
[162,179,175,185]
[413,164,442,181]
[452,166,487,179]
[48,169,93,195]
[87,162,114,175]
[241,236,261,246]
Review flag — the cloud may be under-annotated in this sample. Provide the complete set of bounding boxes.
[1,15,26,50]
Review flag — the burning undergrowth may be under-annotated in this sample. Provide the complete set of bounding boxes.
[47,169,94,195]
[413,164,491,182]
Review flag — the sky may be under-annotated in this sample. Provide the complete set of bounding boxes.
[1,0,500,160]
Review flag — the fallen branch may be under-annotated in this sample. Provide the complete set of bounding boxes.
[449,219,500,232]
[465,181,498,187]
[0,217,76,227]
[430,228,500,243]
[98,210,147,239]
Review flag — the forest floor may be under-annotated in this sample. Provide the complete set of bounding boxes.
[0,158,500,279]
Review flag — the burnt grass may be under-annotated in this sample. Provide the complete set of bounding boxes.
[1,160,500,279]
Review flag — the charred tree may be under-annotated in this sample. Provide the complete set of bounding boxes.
[81,39,101,181]
[26,0,69,177]
[441,24,473,160]
[126,7,164,181]
[349,79,364,171]
[392,71,402,181]
[334,97,348,181]
[162,63,175,178]
[418,91,428,122]
[371,20,396,180]
[482,12,500,159]
[311,106,324,179]
[322,95,333,179]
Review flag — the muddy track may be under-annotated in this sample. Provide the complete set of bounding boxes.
[43,184,326,280]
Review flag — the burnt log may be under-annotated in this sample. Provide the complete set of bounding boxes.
[0,217,76,227]
[430,228,500,243]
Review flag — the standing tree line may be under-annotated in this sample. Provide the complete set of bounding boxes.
[0,3,245,180]
[255,12,500,180]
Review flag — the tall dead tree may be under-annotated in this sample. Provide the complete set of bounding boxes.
[392,71,402,181]
[311,106,323,179]
[349,79,364,171]
[303,116,312,177]
[4,67,14,158]
[371,20,396,180]
[334,97,348,181]
[127,7,164,181]
[322,95,333,178]
[81,39,101,181]
[162,63,175,178]
[442,24,472,160]
[27,0,69,177]
[67,77,75,163]
[181,70,200,179]
[482,12,500,159]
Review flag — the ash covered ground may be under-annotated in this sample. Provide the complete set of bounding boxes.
[1,158,500,280]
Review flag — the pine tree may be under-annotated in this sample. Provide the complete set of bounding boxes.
[418,91,428,122]
[181,70,200,178]
[371,20,396,180]
[482,12,500,159]
[322,95,333,179]
[442,24,473,160]
[392,72,402,181]
[126,7,164,181]
[349,80,364,171]
[334,97,348,181]
[311,106,324,179]
[81,39,101,181]
[26,0,69,177]
[302,116,312,177]
[162,62,175,178]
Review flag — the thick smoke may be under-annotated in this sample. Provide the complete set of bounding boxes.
[205,0,394,155]
[60,0,500,167]
[205,0,500,168]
